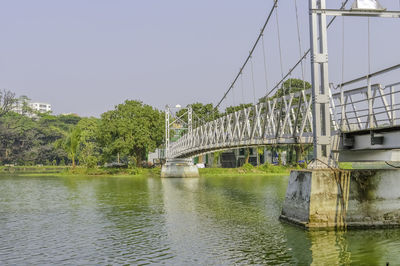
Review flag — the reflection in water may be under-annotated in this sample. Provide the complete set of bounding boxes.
[309,230,351,265]
[307,229,400,265]
[0,174,399,264]
[161,178,204,264]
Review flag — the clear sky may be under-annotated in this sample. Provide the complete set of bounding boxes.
[0,0,399,117]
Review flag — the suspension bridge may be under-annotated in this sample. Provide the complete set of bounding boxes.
[162,0,400,229]
[165,0,400,168]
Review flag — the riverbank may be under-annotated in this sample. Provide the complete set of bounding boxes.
[1,163,293,177]
[0,165,161,177]
[64,167,161,177]
[199,163,292,177]
[0,165,68,173]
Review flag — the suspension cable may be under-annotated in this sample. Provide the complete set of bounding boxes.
[265,0,350,99]
[232,84,236,106]
[294,0,306,90]
[240,71,245,103]
[250,56,256,104]
[341,16,345,87]
[261,34,269,93]
[215,1,278,109]
[368,18,371,76]
[275,6,284,79]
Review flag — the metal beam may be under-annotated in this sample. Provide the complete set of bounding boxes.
[309,0,332,164]
[311,9,400,18]
[336,64,400,88]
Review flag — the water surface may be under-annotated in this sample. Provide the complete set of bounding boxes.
[0,174,399,265]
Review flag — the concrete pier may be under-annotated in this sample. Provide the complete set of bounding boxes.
[280,169,400,229]
[161,158,199,178]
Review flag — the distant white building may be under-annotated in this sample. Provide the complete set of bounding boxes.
[29,102,52,113]
[12,97,52,116]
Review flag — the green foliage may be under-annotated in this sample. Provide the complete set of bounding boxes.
[274,78,311,98]
[258,162,288,174]
[0,112,70,165]
[97,100,164,165]
[213,151,222,166]
[0,97,165,168]
[64,127,81,167]
[61,166,160,177]
[258,78,311,104]
[199,164,290,176]
[241,163,254,172]
[75,118,101,167]
[176,102,219,126]
[84,156,98,168]
[224,103,253,115]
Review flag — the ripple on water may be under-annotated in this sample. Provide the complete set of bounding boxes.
[1,175,400,265]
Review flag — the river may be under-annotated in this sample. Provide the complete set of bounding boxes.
[0,174,399,265]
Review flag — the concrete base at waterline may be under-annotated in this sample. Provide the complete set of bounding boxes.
[161,158,199,178]
[280,169,400,229]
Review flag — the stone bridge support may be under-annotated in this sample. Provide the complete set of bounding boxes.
[161,158,199,178]
[280,169,400,229]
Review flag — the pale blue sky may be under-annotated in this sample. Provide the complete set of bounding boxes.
[0,0,399,116]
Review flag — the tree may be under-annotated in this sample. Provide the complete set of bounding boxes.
[64,127,81,168]
[258,78,311,102]
[224,103,253,115]
[98,100,164,166]
[0,89,17,118]
[17,95,33,116]
[0,110,73,165]
[175,102,219,127]
[75,118,101,168]
[0,112,38,164]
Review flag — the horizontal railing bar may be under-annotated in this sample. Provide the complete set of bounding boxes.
[334,91,400,107]
[335,65,400,88]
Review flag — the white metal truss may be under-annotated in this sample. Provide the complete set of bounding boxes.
[168,81,400,159]
[331,82,400,132]
[169,89,314,159]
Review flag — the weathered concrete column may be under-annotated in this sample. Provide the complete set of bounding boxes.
[161,158,199,178]
[280,169,400,229]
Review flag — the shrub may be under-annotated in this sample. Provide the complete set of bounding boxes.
[259,162,272,172]
[241,163,254,172]
[258,162,288,174]
[85,156,98,169]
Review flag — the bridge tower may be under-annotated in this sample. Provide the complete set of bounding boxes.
[161,105,199,178]
[309,0,332,167]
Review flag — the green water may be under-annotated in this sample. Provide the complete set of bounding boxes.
[0,174,399,265]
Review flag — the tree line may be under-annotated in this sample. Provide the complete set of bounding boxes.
[0,94,164,167]
[0,78,311,167]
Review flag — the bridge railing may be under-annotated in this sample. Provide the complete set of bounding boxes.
[169,89,315,158]
[169,81,399,158]
[331,81,400,132]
